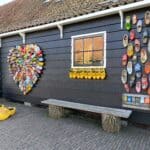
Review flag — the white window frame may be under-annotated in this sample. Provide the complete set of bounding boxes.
[71,31,107,69]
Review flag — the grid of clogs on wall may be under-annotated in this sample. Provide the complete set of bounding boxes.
[121,11,150,110]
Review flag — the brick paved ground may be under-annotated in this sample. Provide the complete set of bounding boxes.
[0,99,149,150]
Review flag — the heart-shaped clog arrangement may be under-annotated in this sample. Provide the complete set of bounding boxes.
[7,44,44,95]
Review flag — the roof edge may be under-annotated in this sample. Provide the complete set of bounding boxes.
[0,0,149,38]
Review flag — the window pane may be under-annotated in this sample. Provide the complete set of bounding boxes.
[84,38,92,51]
[93,50,103,62]
[74,52,83,65]
[84,51,92,65]
[73,32,105,67]
[75,39,83,52]
[93,36,104,50]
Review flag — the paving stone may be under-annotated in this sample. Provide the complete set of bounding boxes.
[0,99,149,150]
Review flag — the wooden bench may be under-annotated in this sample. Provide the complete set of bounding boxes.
[42,99,132,133]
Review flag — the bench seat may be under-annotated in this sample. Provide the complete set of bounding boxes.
[42,99,132,133]
[42,99,132,118]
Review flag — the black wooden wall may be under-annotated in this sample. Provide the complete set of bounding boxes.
[1,8,150,124]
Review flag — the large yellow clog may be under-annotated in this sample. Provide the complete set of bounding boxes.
[0,106,16,121]
[7,107,16,116]
[0,104,5,108]
[0,107,10,121]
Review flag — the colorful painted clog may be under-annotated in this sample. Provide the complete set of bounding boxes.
[130,30,136,41]
[127,61,133,75]
[132,54,137,64]
[144,11,150,25]
[125,16,131,31]
[142,30,149,44]
[135,39,141,52]
[123,34,129,47]
[127,43,134,57]
[140,48,148,64]
[122,54,128,66]
[124,84,130,93]
[134,63,142,79]
[129,74,135,88]
[121,69,128,84]
[141,74,148,90]
[144,62,150,74]
[132,14,137,25]
[137,20,142,33]
[136,81,141,93]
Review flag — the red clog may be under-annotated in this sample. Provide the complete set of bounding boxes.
[141,74,148,90]
[130,30,136,41]
[136,81,141,93]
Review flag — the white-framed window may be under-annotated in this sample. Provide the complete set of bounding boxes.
[71,31,106,68]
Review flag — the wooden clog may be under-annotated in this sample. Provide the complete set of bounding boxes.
[122,54,128,66]
[141,74,148,90]
[127,61,133,75]
[125,16,131,31]
[124,84,130,93]
[135,39,141,52]
[0,107,10,121]
[144,11,150,25]
[135,81,141,93]
[130,29,136,41]
[7,107,16,116]
[134,63,142,79]
[129,74,135,88]
[144,62,150,74]
[137,20,142,33]
[132,54,137,64]
[142,30,149,44]
[132,14,137,25]
[140,48,148,64]
[123,34,129,47]
[121,69,128,84]
[0,106,16,121]
[127,43,134,57]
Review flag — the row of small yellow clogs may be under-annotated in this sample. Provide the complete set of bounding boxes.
[69,71,106,80]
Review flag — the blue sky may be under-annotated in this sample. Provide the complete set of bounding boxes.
[0,0,13,6]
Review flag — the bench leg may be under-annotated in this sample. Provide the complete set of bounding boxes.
[101,114,121,133]
[48,105,71,119]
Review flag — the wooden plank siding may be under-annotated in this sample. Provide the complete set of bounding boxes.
[1,8,150,124]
